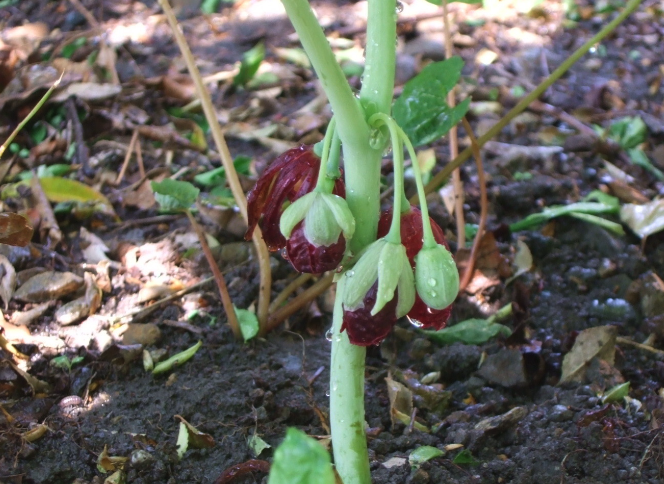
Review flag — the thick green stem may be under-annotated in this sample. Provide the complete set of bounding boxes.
[280,0,368,149]
[329,278,370,484]
[280,0,396,483]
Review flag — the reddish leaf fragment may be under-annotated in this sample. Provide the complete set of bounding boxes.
[0,212,33,247]
[214,459,270,484]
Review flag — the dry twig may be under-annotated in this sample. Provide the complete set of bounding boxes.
[158,0,272,333]
[459,118,488,292]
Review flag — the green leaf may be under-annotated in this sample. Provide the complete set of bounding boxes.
[627,148,664,181]
[267,428,335,484]
[409,446,444,466]
[392,56,470,147]
[602,381,630,404]
[235,307,259,342]
[201,0,222,13]
[422,319,511,345]
[151,179,200,212]
[608,116,647,149]
[234,42,265,87]
[194,156,251,187]
[453,449,479,466]
[152,341,202,375]
[509,192,620,233]
[50,355,73,371]
[39,177,115,214]
[18,164,73,180]
[61,37,86,59]
[29,123,47,145]
[248,434,271,457]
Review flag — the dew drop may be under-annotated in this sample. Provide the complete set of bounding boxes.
[430,291,437,298]
[334,335,342,342]
[325,328,333,342]
[346,270,355,278]
[325,389,330,397]
[428,278,437,287]
[395,1,404,13]
[408,316,423,328]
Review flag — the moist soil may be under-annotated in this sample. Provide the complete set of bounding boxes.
[2,1,664,483]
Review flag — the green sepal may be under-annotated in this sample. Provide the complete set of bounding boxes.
[280,192,355,247]
[279,192,316,239]
[396,254,415,318]
[321,193,355,240]
[341,239,384,310]
[373,242,413,316]
[414,244,459,309]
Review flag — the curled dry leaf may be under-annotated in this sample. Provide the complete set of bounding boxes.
[0,254,16,309]
[175,415,215,460]
[621,200,664,238]
[80,227,110,264]
[97,444,128,473]
[11,301,53,326]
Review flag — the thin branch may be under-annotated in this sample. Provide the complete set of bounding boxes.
[187,211,242,339]
[268,273,313,314]
[158,0,272,331]
[414,0,644,202]
[459,118,488,292]
[267,273,334,332]
[442,0,465,249]
[115,129,139,185]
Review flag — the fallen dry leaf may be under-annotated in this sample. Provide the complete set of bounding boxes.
[0,212,34,247]
[560,325,617,384]
[0,254,16,309]
[14,271,84,303]
[621,199,664,238]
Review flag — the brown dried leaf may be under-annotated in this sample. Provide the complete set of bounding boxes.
[14,271,84,303]
[0,254,15,309]
[560,325,618,384]
[0,213,34,247]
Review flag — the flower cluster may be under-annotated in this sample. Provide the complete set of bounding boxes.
[340,206,456,346]
[245,145,351,274]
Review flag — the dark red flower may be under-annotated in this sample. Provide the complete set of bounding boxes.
[341,283,399,346]
[245,145,344,251]
[284,221,346,274]
[378,206,452,330]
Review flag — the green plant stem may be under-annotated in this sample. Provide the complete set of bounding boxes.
[280,0,368,149]
[329,278,370,484]
[399,128,436,248]
[359,0,397,117]
[415,0,644,202]
[0,74,61,159]
[316,118,337,193]
[280,0,395,483]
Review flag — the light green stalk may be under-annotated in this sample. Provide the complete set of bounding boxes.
[279,0,396,483]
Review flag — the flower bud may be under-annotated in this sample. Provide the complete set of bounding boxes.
[341,283,398,346]
[341,238,414,318]
[414,244,458,310]
[280,192,355,247]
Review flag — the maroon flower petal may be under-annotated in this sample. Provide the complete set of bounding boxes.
[341,283,398,346]
[285,222,346,274]
[407,298,452,330]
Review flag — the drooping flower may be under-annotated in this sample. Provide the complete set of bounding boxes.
[244,145,344,252]
[341,283,399,346]
[377,206,455,330]
[280,191,355,273]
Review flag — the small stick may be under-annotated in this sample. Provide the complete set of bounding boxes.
[267,273,334,332]
[269,273,313,314]
[109,276,215,324]
[30,176,63,248]
[67,0,99,27]
[186,211,242,339]
[458,118,487,292]
[0,75,61,159]
[135,132,146,178]
[616,336,664,357]
[115,130,139,185]
[442,0,465,249]
[65,97,91,176]
[158,0,272,332]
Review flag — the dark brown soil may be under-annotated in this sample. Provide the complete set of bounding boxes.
[2,1,664,483]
